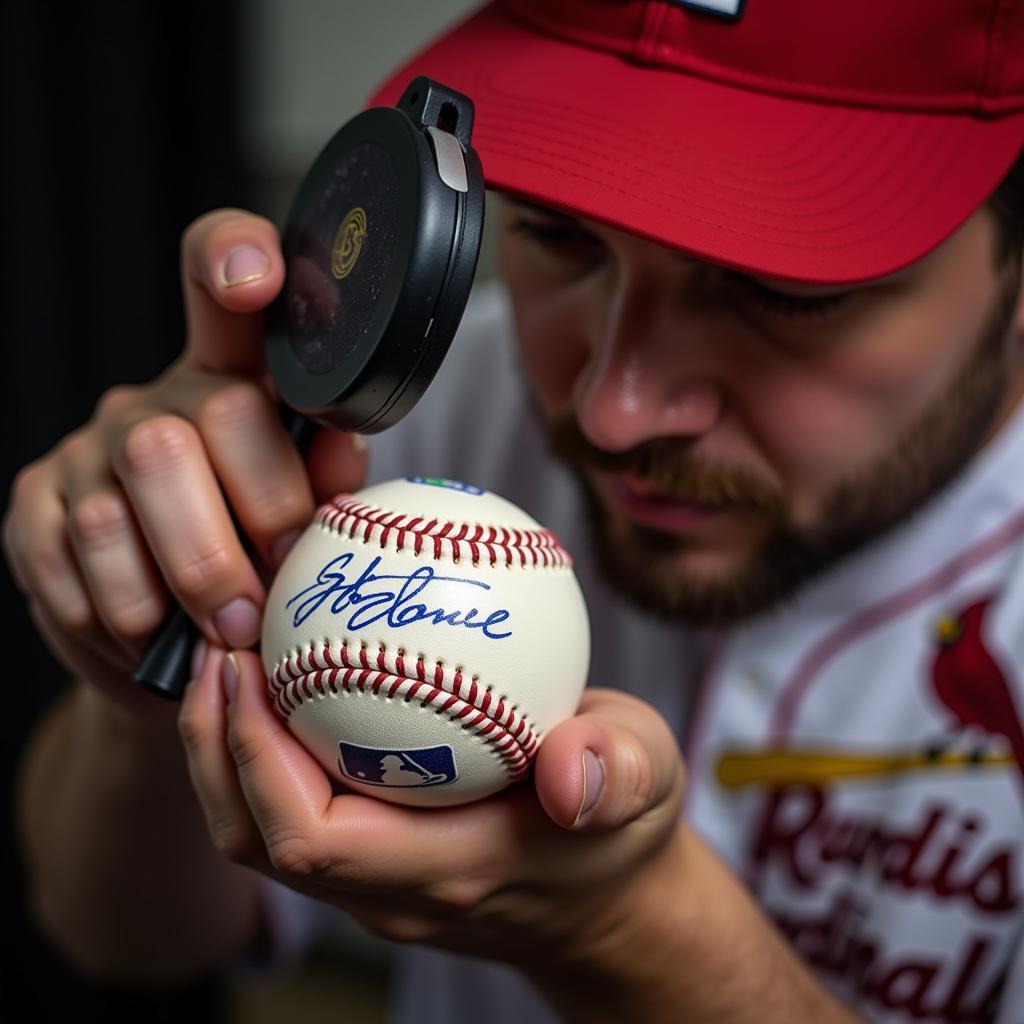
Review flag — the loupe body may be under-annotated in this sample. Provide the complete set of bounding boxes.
[267,77,485,433]
[135,77,486,699]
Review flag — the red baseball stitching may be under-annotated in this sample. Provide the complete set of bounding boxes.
[269,640,540,780]
[314,494,572,568]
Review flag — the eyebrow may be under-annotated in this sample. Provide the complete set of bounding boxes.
[504,196,693,260]
[502,196,577,221]
[503,195,887,287]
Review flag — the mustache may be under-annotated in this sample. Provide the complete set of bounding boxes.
[547,414,786,519]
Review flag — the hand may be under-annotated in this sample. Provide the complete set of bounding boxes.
[3,209,368,714]
[179,647,685,972]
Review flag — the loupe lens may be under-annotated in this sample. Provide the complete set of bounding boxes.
[282,140,402,376]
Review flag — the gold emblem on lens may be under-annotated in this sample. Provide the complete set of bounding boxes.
[331,207,367,279]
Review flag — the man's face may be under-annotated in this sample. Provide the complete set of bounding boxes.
[496,198,1024,626]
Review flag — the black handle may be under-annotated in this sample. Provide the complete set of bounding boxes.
[133,604,197,700]
[133,409,316,701]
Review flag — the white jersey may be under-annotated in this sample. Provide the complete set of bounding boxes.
[266,281,1024,1024]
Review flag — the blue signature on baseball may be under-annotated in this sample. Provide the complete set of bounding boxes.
[285,553,512,639]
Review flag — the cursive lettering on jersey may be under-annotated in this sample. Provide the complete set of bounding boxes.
[749,787,1020,914]
[769,888,1006,1021]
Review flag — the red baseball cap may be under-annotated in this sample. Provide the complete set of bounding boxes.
[368,0,1024,284]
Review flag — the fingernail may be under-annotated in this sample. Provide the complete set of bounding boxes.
[269,529,301,569]
[213,596,261,648]
[190,638,209,680]
[351,433,367,452]
[222,245,269,287]
[222,652,240,704]
[574,748,605,825]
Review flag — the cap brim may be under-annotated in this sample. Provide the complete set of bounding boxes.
[369,3,1024,283]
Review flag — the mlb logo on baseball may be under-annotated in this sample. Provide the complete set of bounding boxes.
[339,742,458,788]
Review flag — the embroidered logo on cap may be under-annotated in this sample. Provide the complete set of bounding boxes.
[669,0,745,20]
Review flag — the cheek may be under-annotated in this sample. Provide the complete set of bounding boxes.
[741,374,881,521]
[499,260,590,416]
[516,312,586,414]
[751,303,986,521]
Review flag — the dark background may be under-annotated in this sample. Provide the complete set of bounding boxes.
[2,3,244,1019]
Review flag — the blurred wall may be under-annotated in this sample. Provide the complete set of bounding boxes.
[3,5,244,1020]
[239,0,497,279]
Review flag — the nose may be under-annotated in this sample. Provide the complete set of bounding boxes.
[573,273,726,453]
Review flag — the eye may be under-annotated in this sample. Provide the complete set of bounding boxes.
[728,273,853,318]
[508,216,606,265]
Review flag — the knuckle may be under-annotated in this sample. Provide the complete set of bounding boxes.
[176,705,206,755]
[70,491,128,547]
[44,579,94,633]
[172,542,233,599]
[4,485,36,582]
[56,434,83,466]
[95,384,140,422]
[247,481,309,532]
[264,830,323,878]
[119,415,199,479]
[423,876,490,914]
[225,719,267,773]
[619,744,656,822]
[8,459,44,509]
[105,591,165,639]
[65,604,96,634]
[208,817,259,866]
[196,380,268,434]
[356,914,438,946]
[26,542,85,616]
[24,534,64,584]
[56,428,95,469]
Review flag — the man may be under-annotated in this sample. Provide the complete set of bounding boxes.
[6,1,1024,1021]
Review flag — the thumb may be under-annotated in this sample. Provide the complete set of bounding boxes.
[180,208,285,375]
[533,688,685,831]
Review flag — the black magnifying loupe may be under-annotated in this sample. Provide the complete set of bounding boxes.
[134,77,486,700]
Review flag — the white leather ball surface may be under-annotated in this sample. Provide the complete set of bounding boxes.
[261,477,591,807]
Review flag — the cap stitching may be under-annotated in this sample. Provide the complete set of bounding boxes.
[487,138,942,245]
[477,109,908,201]
[483,126,960,253]
[476,88,840,173]
[462,65,999,176]
[482,117,954,238]
[481,126,918,223]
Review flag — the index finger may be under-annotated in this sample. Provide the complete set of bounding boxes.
[180,209,285,375]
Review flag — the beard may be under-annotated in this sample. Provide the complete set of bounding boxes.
[546,272,1021,628]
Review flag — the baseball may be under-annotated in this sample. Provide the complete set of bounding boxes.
[261,476,591,807]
